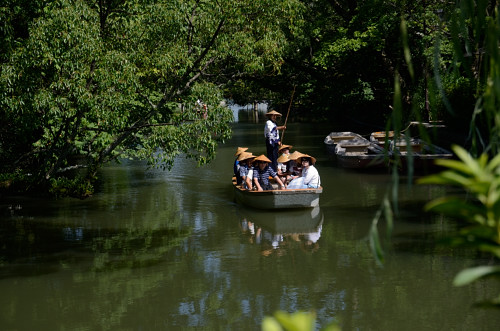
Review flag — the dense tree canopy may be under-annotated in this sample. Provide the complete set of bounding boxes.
[0,0,303,196]
[1,0,498,196]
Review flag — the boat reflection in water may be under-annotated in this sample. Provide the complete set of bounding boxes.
[238,206,323,256]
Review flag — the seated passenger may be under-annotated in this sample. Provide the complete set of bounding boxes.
[278,144,293,158]
[252,154,286,191]
[287,151,304,178]
[287,154,321,189]
[276,154,292,186]
[234,147,248,185]
[237,152,255,190]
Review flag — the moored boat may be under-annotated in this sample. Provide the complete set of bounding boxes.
[232,177,322,209]
[390,138,453,172]
[324,131,364,154]
[334,136,390,170]
[369,131,402,148]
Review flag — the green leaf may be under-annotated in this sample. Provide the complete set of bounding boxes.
[262,316,284,331]
[451,145,482,174]
[369,209,384,264]
[423,196,484,219]
[273,311,316,331]
[433,158,475,175]
[453,266,500,286]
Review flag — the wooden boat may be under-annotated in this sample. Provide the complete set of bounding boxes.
[334,136,390,170]
[390,138,453,172]
[232,177,322,209]
[324,131,364,154]
[369,131,402,147]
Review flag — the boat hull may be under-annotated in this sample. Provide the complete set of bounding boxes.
[233,179,322,209]
[391,138,453,172]
[334,135,390,170]
[336,152,388,169]
[324,131,364,154]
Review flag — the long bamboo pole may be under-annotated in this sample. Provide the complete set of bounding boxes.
[281,85,296,144]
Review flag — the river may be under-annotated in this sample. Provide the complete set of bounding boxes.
[1,106,499,330]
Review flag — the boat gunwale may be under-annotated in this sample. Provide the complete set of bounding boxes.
[232,180,323,195]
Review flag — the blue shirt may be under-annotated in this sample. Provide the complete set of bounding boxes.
[239,164,252,179]
[254,165,277,186]
[234,159,241,184]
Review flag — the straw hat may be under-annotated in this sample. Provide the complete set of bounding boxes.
[237,152,255,162]
[277,154,290,163]
[234,147,248,156]
[279,144,293,152]
[253,154,271,163]
[288,151,304,160]
[265,110,282,117]
[296,154,316,165]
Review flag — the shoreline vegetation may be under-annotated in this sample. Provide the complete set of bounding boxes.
[0,1,496,198]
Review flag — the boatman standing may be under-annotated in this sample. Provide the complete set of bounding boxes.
[264,110,286,171]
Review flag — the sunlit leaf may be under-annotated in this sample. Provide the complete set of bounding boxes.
[273,311,316,331]
[433,158,475,175]
[262,316,284,331]
[424,196,485,220]
[453,266,500,286]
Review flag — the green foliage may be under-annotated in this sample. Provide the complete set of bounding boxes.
[49,175,94,198]
[368,1,500,311]
[418,145,500,307]
[262,311,340,331]
[1,0,301,195]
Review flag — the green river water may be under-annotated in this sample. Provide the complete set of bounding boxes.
[1,106,499,330]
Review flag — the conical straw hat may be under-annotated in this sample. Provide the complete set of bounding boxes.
[234,147,248,156]
[279,144,293,152]
[253,154,272,163]
[288,151,304,160]
[265,110,282,117]
[296,154,317,165]
[237,152,255,162]
[277,154,290,163]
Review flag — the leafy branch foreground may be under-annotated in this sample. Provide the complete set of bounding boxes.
[0,0,302,197]
[418,145,500,307]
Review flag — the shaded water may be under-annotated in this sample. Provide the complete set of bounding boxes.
[1,108,499,330]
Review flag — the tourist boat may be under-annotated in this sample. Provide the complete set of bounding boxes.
[334,136,390,170]
[324,131,365,154]
[232,177,322,209]
[390,138,453,171]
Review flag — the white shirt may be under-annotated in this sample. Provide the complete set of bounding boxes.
[302,165,320,188]
[264,120,279,144]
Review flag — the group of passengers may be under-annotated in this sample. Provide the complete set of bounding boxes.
[233,110,321,191]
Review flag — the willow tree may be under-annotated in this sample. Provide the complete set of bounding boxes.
[0,0,303,196]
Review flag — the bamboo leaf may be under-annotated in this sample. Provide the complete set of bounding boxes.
[451,145,482,173]
[424,196,485,219]
[453,266,500,286]
[262,316,283,331]
[383,195,393,237]
[369,209,384,264]
[273,311,316,331]
[417,172,457,185]
[486,152,500,172]
[433,158,475,175]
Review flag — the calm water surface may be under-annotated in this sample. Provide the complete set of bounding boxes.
[1,108,499,330]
